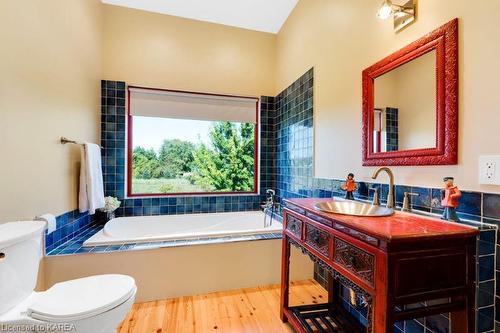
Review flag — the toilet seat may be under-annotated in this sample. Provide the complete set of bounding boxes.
[27,274,136,323]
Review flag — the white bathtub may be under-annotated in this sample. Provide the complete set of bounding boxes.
[83,211,282,247]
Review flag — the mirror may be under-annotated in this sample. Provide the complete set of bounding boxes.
[362,19,458,166]
[373,50,436,153]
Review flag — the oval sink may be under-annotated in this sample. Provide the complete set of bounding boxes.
[314,200,394,217]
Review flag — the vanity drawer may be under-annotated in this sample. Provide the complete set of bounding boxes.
[284,202,306,215]
[305,211,333,227]
[333,237,375,285]
[305,224,331,257]
[285,215,302,238]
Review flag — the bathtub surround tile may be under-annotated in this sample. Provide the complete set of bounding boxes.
[260,96,277,197]
[275,68,314,203]
[46,225,282,256]
[45,209,103,253]
[100,80,274,218]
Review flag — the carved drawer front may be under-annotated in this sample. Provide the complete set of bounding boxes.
[305,211,333,227]
[305,224,331,257]
[334,238,374,285]
[286,215,302,238]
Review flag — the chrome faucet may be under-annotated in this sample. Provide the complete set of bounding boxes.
[262,189,276,227]
[371,167,395,209]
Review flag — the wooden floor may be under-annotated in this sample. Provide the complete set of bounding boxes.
[117,279,327,333]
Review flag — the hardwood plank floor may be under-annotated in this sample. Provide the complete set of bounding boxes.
[117,279,327,333]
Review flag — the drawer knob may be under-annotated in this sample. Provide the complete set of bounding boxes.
[0,253,5,261]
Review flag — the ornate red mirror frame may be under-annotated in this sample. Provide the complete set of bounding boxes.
[362,18,458,166]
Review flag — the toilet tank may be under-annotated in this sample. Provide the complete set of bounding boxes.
[0,221,45,315]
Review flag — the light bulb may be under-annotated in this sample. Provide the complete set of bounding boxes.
[377,0,393,20]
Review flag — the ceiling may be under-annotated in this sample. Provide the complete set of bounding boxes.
[101,0,299,34]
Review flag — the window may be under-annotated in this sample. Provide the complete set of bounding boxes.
[127,87,259,197]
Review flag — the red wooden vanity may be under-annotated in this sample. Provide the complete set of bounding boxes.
[280,198,478,333]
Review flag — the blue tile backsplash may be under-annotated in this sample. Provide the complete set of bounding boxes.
[45,73,500,333]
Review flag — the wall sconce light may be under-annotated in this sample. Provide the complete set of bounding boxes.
[377,0,416,32]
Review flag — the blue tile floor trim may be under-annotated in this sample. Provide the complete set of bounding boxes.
[46,223,282,256]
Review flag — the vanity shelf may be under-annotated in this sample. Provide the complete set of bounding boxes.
[280,198,478,333]
[286,303,365,333]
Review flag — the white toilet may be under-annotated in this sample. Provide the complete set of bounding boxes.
[0,221,137,333]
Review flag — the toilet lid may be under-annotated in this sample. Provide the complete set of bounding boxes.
[28,274,136,322]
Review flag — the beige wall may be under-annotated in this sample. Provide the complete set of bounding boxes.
[102,5,276,97]
[276,0,500,192]
[43,240,313,301]
[374,50,436,150]
[395,50,436,150]
[0,3,276,223]
[0,0,103,223]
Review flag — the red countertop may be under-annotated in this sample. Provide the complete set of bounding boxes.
[285,198,479,242]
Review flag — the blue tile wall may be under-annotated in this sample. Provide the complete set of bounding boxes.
[45,210,99,253]
[100,80,268,217]
[260,96,277,197]
[385,107,399,151]
[275,68,314,201]
[273,69,499,333]
[101,80,126,203]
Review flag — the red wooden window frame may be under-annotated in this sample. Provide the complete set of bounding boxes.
[126,86,260,197]
[362,18,458,166]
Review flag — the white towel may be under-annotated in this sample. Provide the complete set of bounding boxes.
[35,214,56,234]
[79,143,105,215]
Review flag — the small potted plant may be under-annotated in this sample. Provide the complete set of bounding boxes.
[101,196,121,221]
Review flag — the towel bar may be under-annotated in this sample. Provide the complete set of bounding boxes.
[60,137,103,149]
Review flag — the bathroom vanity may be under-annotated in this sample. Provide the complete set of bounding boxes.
[280,198,478,333]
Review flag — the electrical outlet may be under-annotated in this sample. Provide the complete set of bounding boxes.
[479,155,500,185]
[485,162,495,179]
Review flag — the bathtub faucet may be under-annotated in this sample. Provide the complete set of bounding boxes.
[262,189,277,228]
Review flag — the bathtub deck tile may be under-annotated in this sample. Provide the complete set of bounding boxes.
[46,221,284,257]
[119,243,137,250]
[105,245,124,252]
[131,242,155,250]
[90,245,110,253]
[74,247,93,254]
